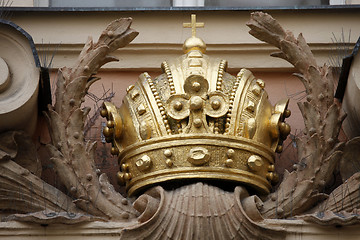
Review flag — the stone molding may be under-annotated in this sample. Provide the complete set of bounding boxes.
[1,220,360,239]
[36,42,339,71]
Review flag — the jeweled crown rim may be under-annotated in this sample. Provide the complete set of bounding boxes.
[127,167,271,197]
[119,134,275,161]
[118,134,276,196]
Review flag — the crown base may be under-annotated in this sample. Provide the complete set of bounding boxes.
[127,167,271,196]
[118,134,276,196]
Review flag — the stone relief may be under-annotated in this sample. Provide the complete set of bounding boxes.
[1,11,360,239]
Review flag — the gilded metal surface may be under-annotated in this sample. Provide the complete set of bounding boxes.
[101,14,291,196]
[182,14,206,54]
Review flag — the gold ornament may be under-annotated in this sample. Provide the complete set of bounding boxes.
[101,14,291,196]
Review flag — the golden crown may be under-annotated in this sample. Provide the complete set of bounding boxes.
[100,15,291,196]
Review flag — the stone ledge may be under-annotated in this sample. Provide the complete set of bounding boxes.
[37,43,338,71]
[1,219,360,239]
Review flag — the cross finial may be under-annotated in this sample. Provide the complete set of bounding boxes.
[183,14,204,37]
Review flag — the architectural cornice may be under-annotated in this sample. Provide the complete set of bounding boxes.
[4,5,360,12]
[37,42,344,71]
[6,8,359,72]
[1,220,360,239]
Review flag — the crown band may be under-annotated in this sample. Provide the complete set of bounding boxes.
[118,134,275,196]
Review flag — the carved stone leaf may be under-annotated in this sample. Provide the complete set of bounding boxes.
[262,171,297,218]
[246,12,286,49]
[270,51,287,60]
[44,110,68,154]
[279,39,311,74]
[297,101,321,135]
[46,143,63,160]
[0,133,17,161]
[339,137,360,182]
[248,12,345,218]
[97,56,119,70]
[97,18,132,47]
[263,179,313,218]
[61,76,88,115]
[305,66,336,116]
[85,140,97,161]
[321,103,341,143]
[70,143,97,183]
[65,108,87,146]
[45,18,139,221]
[320,66,335,108]
[79,36,94,58]
[0,160,82,214]
[311,172,360,213]
[78,45,108,72]
[68,141,139,220]
[0,131,41,177]
[290,180,326,214]
[98,174,136,214]
[317,150,342,186]
[98,18,138,52]
[54,69,67,113]
[296,33,317,67]
[293,73,310,94]
[297,133,321,175]
[50,156,87,197]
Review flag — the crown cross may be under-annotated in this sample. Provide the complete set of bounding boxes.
[167,75,229,133]
[183,14,204,37]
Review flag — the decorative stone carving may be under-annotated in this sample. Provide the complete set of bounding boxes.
[0,20,40,135]
[44,18,139,221]
[1,11,360,240]
[247,12,347,220]
[0,135,81,215]
[120,183,286,240]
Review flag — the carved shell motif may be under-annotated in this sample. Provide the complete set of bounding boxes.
[120,183,285,240]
